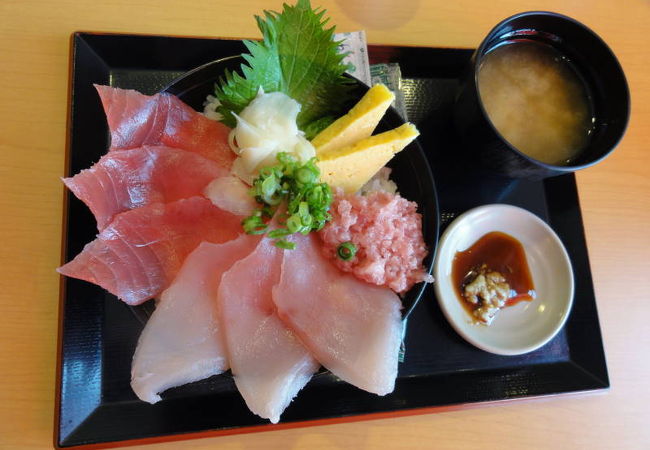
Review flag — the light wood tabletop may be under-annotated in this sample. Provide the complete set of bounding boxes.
[1,0,649,448]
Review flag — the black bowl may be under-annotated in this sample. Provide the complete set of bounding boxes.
[454,11,630,180]
[158,56,439,319]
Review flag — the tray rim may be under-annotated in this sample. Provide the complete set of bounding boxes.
[70,29,478,52]
[55,30,609,449]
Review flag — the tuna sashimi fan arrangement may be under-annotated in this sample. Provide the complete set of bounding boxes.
[58,0,433,423]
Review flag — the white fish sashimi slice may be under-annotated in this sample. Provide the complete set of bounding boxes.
[218,238,319,423]
[272,234,402,396]
[131,236,259,403]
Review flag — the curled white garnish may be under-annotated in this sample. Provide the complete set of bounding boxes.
[229,88,316,184]
[203,95,223,121]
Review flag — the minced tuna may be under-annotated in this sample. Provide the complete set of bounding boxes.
[318,190,432,294]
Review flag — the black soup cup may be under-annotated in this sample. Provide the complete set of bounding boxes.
[453,11,630,179]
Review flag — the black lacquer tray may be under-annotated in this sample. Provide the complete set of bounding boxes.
[56,32,609,448]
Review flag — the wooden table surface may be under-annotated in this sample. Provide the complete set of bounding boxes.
[1,0,649,448]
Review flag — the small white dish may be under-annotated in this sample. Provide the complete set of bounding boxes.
[433,204,574,355]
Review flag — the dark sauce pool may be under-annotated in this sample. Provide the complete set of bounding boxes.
[452,231,536,322]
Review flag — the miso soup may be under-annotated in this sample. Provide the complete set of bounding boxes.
[477,41,594,165]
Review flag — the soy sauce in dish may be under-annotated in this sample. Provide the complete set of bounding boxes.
[478,41,595,166]
[452,231,536,324]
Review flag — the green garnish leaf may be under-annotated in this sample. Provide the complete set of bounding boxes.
[337,241,357,261]
[301,115,336,140]
[242,152,333,248]
[214,0,354,137]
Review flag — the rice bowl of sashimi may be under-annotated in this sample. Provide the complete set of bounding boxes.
[162,55,438,316]
[57,0,438,429]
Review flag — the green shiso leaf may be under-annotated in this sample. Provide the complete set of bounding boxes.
[214,0,354,138]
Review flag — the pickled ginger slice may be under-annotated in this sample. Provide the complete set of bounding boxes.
[63,146,228,230]
[218,237,319,423]
[203,175,258,217]
[272,233,402,396]
[94,85,235,169]
[57,197,241,305]
[228,89,316,184]
[131,236,259,404]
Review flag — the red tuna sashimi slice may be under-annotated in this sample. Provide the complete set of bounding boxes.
[95,85,235,169]
[57,197,241,305]
[272,234,402,396]
[63,145,228,231]
[218,238,319,423]
[131,236,259,403]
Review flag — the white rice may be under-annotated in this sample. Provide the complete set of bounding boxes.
[359,167,398,195]
[202,95,223,121]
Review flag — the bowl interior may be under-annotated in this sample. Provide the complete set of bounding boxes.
[434,204,574,355]
[160,57,440,318]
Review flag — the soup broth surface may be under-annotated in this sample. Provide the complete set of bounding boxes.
[478,41,594,165]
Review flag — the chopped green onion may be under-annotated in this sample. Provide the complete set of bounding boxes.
[261,174,278,195]
[300,214,313,231]
[242,215,268,235]
[286,215,303,233]
[337,242,357,261]
[241,152,333,248]
[277,152,296,165]
[296,167,317,184]
[260,205,276,218]
[267,228,292,239]
[274,239,296,250]
[259,167,273,178]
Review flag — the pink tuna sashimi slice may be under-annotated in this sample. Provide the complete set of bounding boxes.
[272,234,402,396]
[63,145,228,231]
[95,85,235,169]
[218,238,319,423]
[131,236,260,403]
[57,197,241,305]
